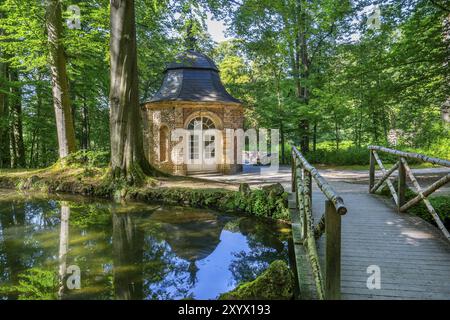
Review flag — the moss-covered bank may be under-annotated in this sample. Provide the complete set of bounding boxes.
[0,168,290,222]
[219,260,294,300]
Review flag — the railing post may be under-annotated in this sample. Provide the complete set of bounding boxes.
[306,171,312,204]
[291,152,296,193]
[398,157,406,211]
[325,200,341,300]
[369,149,375,193]
[303,170,311,238]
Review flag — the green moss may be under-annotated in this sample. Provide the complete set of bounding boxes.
[218,260,294,300]
[125,184,290,221]
[0,168,290,222]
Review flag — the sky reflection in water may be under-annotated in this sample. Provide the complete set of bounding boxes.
[0,192,291,300]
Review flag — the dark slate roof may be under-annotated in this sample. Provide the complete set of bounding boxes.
[148,50,241,104]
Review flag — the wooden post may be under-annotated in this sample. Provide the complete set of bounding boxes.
[303,171,311,239]
[369,150,375,193]
[325,200,341,300]
[291,152,296,193]
[398,157,406,211]
[306,171,312,205]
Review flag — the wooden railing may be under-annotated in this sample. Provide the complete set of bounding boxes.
[369,146,450,241]
[291,146,347,300]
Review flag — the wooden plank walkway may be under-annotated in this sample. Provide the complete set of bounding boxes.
[193,165,450,299]
[290,181,450,300]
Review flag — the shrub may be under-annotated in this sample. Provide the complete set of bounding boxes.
[378,181,450,230]
[301,139,450,166]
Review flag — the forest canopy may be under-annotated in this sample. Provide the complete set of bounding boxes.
[0,0,449,169]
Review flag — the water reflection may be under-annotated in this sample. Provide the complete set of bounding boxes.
[58,203,70,297]
[0,191,291,300]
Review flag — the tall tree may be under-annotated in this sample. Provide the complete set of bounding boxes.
[8,68,25,167]
[0,28,10,167]
[109,0,156,183]
[45,0,77,159]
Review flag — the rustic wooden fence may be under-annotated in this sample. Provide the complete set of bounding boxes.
[368,145,450,241]
[291,146,347,300]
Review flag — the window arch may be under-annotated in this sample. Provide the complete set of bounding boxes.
[187,116,216,130]
[159,125,169,162]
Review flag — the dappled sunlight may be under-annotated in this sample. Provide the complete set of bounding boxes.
[400,229,434,240]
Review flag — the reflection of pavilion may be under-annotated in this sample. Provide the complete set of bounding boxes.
[149,209,227,285]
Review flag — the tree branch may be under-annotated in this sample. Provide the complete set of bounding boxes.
[429,0,450,13]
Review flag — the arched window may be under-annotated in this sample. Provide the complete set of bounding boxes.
[187,116,215,130]
[187,116,216,161]
[159,126,169,162]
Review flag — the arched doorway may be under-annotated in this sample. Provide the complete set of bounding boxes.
[186,116,218,173]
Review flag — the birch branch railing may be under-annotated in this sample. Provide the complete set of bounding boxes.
[368,146,450,242]
[291,146,347,300]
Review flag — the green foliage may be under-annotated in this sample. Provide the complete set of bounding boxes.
[0,268,59,300]
[304,139,450,166]
[1,0,448,171]
[69,204,112,229]
[210,0,449,161]
[378,181,450,230]
[306,143,369,166]
[128,183,290,221]
[408,196,450,230]
[65,150,110,168]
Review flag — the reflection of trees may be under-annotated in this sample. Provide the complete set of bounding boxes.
[112,210,145,300]
[0,196,291,300]
[0,199,61,299]
[228,217,289,284]
[0,201,25,299]
[142,238,191,300]
[58,203,70,297]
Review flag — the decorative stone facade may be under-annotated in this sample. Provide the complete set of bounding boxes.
[142,101,244,175]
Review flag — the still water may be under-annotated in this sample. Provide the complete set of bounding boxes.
[0,189,291,300]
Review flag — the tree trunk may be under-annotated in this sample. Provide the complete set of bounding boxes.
[280,122,285,164]
[313,122,317,152]
[294,0,310,153]
[334,111,340,151]
[441,14,450,124]
[0,51,10,168]
[8,69,25,167]
[109,0,155,183]
[58,204,70,298]
[45,0,77,159]
[112,211,144,300]
[81,94,90,150]
[30,79,43,167]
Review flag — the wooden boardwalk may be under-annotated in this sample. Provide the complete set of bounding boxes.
[290,181,450,300]
[194,165,450,299]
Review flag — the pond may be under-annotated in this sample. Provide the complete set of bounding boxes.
[0,189,292,300]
